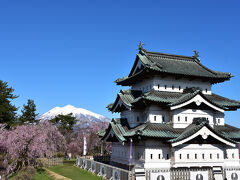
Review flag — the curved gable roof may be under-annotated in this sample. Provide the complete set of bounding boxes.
[115,48,232,86]
[169,118,237,147]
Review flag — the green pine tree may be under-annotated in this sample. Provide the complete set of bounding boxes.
[0,80,18,127]
[50,113,77,131]
[19,99,39,124]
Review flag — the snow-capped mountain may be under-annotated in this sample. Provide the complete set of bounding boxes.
[40,105,111,124]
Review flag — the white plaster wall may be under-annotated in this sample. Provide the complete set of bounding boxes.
[190,171,208,180]
[131,79,154,93]
[121,110,144,128]
[152,77,212,94]
[224,147,240,167]
[172,144,240,168]
[111,142,130,165]
[131,76,212,94]
[171,109,224,128]
[225,170,240,180]
[173,144,224,167]
[145,105,171,123]
[213,112,225,126]
[150,172,170,180]
[111,142,146,167]
[111,141,240,169]
[144,141,171,169]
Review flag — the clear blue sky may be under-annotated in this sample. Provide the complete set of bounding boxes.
[1,0,240,127]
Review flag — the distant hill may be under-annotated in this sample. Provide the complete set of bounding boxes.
[39,105,111,125]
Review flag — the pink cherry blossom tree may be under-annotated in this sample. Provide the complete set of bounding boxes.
[0,121,66,174]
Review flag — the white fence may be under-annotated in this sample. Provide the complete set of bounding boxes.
[76,156,134,180]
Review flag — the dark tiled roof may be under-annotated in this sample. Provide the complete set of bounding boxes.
[115,48,232,85]
[124,123,182,138]
[214,124,240,140]
[169,118,236,144]
[108,90,142,111]
[101,118,240,143]
[108,88,240,112]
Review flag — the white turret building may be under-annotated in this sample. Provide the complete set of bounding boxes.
[100,45,240,180]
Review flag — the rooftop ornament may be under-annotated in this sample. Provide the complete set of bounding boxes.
[138,41,145,50]
[193,49,200,61]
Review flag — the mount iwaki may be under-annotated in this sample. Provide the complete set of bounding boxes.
[39,105,110,125]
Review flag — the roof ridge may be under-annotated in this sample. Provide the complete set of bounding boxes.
[146,50,230,77]
[145,50,196,60]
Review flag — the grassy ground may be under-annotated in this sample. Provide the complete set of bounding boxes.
[9,159,102,180]
[33,169,54,180]
[48,160,103,180]
[9,168,54,180]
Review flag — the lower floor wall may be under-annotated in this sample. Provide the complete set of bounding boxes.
[143,167,240,180]
[76,157,240,180]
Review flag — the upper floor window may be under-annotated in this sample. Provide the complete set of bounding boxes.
[179,86,181,91]
[232,153,235,159]
[172,85,174,90]
[187,154,189,159]
[178,116,180,122]
[195,154,197,159]
[137,116,140,122]
[158,84,160,89]
[158,154,161,159]
[202,154,205,159]
[210,154,212,159]
[150,154,153,159]
[167,154,169,159]
[162,116,165,122]
[185,117,187,122]
[217,153,220,159]
[205,89,208,93]
[218,119,220,124]
[165,85,167,89]
[154,116,157,121]
[179,154,182,159]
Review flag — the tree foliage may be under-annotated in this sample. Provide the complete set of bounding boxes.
[0,80,18,127]
[19,99,39,124]
[0,121,66,173]
[49,113,77,132]
[66,122,111,157]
